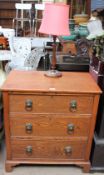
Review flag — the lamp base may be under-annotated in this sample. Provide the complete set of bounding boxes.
[44,70,62,78]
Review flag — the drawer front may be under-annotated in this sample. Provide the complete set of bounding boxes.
[10,115,91,137]
[11,139,87,160]
[9,94,93,114]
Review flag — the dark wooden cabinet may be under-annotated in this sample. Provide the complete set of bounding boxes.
[95,93,104,139]
[91,134,104,170]
[90,56,104,170]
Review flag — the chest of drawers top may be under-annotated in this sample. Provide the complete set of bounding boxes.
[1,70,101,94]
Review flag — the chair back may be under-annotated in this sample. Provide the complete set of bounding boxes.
[15,3,32,10]
[13,37,31,59]
[35,4,45,10]
[15,3,32,20]
[4,37,32,73]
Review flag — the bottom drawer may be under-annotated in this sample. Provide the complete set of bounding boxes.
[11,139,87,161]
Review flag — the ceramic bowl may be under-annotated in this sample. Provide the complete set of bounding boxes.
[62,35,77,41]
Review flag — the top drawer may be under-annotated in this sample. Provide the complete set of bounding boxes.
[9,94,93,114]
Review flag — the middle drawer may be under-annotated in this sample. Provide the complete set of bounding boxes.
[10,114,91,137]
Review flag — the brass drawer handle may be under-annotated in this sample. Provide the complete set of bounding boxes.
[67,123,74,134]
[25,99,33,111]
[70,100,77,112]
[64,146,72,155]
[26,146,32,154]
[25,123,32,133]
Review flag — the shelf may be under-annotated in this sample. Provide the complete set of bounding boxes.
[69,0,91,18]
[0,0,20,28]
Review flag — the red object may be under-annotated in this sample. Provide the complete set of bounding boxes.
[39,3,70,36]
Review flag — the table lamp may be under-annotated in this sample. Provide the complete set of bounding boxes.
[39,3,70,77]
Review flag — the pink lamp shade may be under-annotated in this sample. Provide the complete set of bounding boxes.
[39,3,70,36]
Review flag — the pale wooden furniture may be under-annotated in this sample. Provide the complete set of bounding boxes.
[34,3,45,36]
[1,70,101,172]
[4,37,31,73]
[13,3,32,36]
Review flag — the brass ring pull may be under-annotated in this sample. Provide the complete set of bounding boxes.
[70,100,77,112]
[25,123,32,133]
[25,99,33,111]
[67,123,74,134]
[26,146,32,154]
[64,146,72,155]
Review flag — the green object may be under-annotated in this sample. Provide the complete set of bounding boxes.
[62,18,78,41]
[78,23,89,37]
[69,19,75,30]
[61,35,77,41]
[62,29,77,41]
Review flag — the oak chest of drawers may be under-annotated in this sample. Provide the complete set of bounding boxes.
[1,70,101,172]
